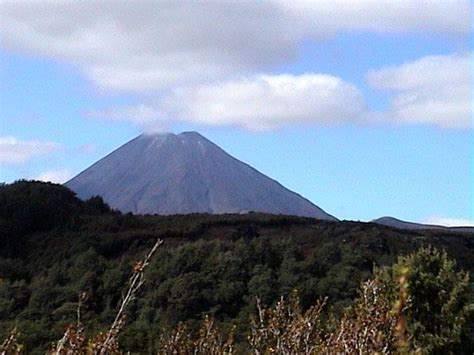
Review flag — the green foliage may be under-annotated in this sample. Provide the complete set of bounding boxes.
[0,180,80,234]
[0,181,113,258]
[0,181,472,353]
[84,195,112,214]
[160,257,469,354]
[375,246,472,353]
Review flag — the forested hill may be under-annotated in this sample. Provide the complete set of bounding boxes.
[1,181,473,353]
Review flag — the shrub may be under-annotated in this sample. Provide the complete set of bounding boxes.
[375,246,471,353]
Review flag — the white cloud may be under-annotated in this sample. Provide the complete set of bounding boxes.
[2,3,470,131]
[89,74,367,131]
[1,1,470,93]
[368,53,471,128]
[0,136,61,165]
[35,169,73,184]
[424,216,474,227]
[164,74,367,131]
[87,51,472,131]
[368,53,469,91]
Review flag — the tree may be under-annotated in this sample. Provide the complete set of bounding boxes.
[375,246,471,353]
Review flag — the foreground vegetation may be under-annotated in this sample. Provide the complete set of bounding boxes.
[0,181,473,353]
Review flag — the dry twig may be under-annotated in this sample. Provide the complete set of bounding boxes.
[98,239,163,354]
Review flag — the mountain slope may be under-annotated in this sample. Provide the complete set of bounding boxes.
[65,132,336,219]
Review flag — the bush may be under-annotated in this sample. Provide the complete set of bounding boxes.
[375,246,471,353]
[159,248,471,354]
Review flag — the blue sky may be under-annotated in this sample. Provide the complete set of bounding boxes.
[0,1,472,225]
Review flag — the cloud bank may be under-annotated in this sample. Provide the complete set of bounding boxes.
[2,1,471,131]
[92,74,366,131]
[2,1,470,93]
[90,52,470,131]
[163,74,366,131]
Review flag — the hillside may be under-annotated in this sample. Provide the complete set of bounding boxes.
[0,181,473,353]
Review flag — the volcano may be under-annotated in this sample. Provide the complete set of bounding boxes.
[65,132,336,220]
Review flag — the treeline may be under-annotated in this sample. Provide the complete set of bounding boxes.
[0,181,472,353]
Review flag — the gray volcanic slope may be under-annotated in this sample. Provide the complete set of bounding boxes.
[65,132,336,220]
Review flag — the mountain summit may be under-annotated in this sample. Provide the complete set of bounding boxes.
[65,132,336,220]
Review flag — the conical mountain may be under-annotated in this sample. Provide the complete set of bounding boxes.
[65,132,336,220]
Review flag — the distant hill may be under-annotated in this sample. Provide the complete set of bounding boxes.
[372,216,474,233]
[65,132,336,220]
